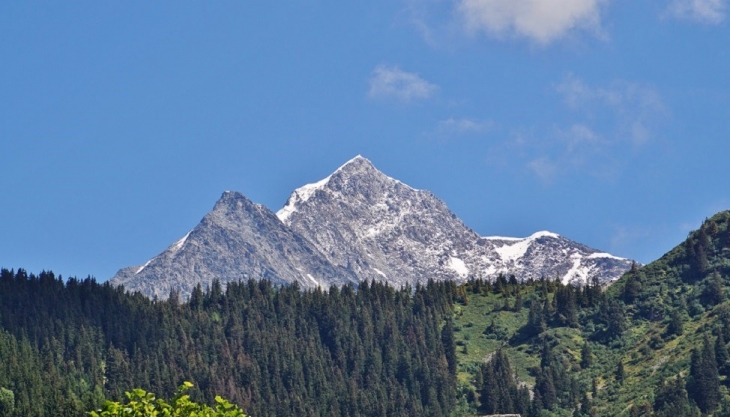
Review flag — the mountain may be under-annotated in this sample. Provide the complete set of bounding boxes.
[110,191,358,299]
[111,156,634,298]
[278,155,633,286]
[449,210,730,416]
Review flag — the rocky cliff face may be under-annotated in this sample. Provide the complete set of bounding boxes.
[278,156,633,287]
[110,191,358,299]
[111,156,634,298]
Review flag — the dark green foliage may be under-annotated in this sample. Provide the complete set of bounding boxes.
[0,388,14,417]
[513,292,523,312]
[597,298,626,341]
[615,361,625,384]
[717,327,730,376]
[555,285,578,327]
[653,377,697,417]
[622,269,641,303]
[90,382,246,416]
[0,269,457,417]
[580,341,592,369]
[526,299,547,337]
[442,318,458,377]
[687,337,720,414]
[2,211,730,417]
[705,271,725,305]
[477,350,530,415]
[667,310,684,337]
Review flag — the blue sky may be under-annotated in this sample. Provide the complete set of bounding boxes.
[1,0,729,281]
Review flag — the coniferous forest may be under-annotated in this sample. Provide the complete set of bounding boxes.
[0,273,457,417]
[2,210,730,416]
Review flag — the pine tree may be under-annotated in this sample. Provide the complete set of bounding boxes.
[716,328,730,376]
[580,342,592,369]
[667,310,684,337]
[527,300,546,336]
[706,272,725,305]
[615,361,625,385]
[653,377,695,417]
[441,319,457,377]
[687,337,720,414]
[513,292,523,312]
[623,273,640,303]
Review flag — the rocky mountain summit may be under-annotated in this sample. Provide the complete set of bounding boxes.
[278,156,633,287]
[111,156,634,298]
[110,191,359,300]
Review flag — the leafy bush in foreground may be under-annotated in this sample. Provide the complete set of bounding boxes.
[89,382,246,417]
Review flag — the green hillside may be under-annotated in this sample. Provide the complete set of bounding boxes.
[452,210,730,416]
[1,211,730,416]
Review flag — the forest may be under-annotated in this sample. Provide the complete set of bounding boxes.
[0,269,456,417]
[1,210,730,416]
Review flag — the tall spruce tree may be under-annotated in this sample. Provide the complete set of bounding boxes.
[687,337,720,414]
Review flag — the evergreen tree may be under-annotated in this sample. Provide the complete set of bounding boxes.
[442,319,457,377]
[0,388,14,417]
[653,377,696,417]
[706,272,725,305]
[687,337,720,414]
[580,342,592,370]
[526,300,546,336]
[615,361,625,384]
[479,350,517,414]
[513,292,523,312]
[622,273,640,303]
[667,310,684,337]
[555,285,578,327]
[717,328,730,376]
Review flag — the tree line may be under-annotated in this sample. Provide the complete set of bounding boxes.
[0,269,458,417]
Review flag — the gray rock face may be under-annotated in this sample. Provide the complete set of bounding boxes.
[277,156,634,287]
[111,155,634,299]
[110,191,358,299]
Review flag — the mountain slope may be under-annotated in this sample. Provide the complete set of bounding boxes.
[110,191,357,299]
[278,155,633,286]
[450,210,730,416]
[111,155,633,298]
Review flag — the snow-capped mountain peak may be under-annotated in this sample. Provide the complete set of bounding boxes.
[111,155,635,299]
[277,155,414,224]
[279,156,634,287]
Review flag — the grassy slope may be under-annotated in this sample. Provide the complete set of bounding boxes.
[452,210,730,416]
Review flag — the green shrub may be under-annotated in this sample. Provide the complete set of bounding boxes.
[89,382,246,417]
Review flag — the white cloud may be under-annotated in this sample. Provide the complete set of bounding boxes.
[368,65,439,102]
[457,0,608,44]
[487,75,667,184]
[560,124,604,152]
[555,74,665,146]
[437,117,494,134]
[527,157,558,182]
[667,0,727,24]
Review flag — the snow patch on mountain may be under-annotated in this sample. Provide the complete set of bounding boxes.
[135,259,154,274]
[280,156,635,287]
[587,252,626,261]
[447,257,469,278]
[112,155,636,299]
[491,231,560,263]
[172,232,190,252]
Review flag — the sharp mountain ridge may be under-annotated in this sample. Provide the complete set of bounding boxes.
[110,155,634,298]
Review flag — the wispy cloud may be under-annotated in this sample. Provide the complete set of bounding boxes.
[368,65,439,102]
[666,0,727,24]
[437,117,494,135]
[527,157,559,182]
[555,74,666,146]
[456,0,609,44]
[487,75,667,183]
[610,225,652,258]
[498,124,620,183]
